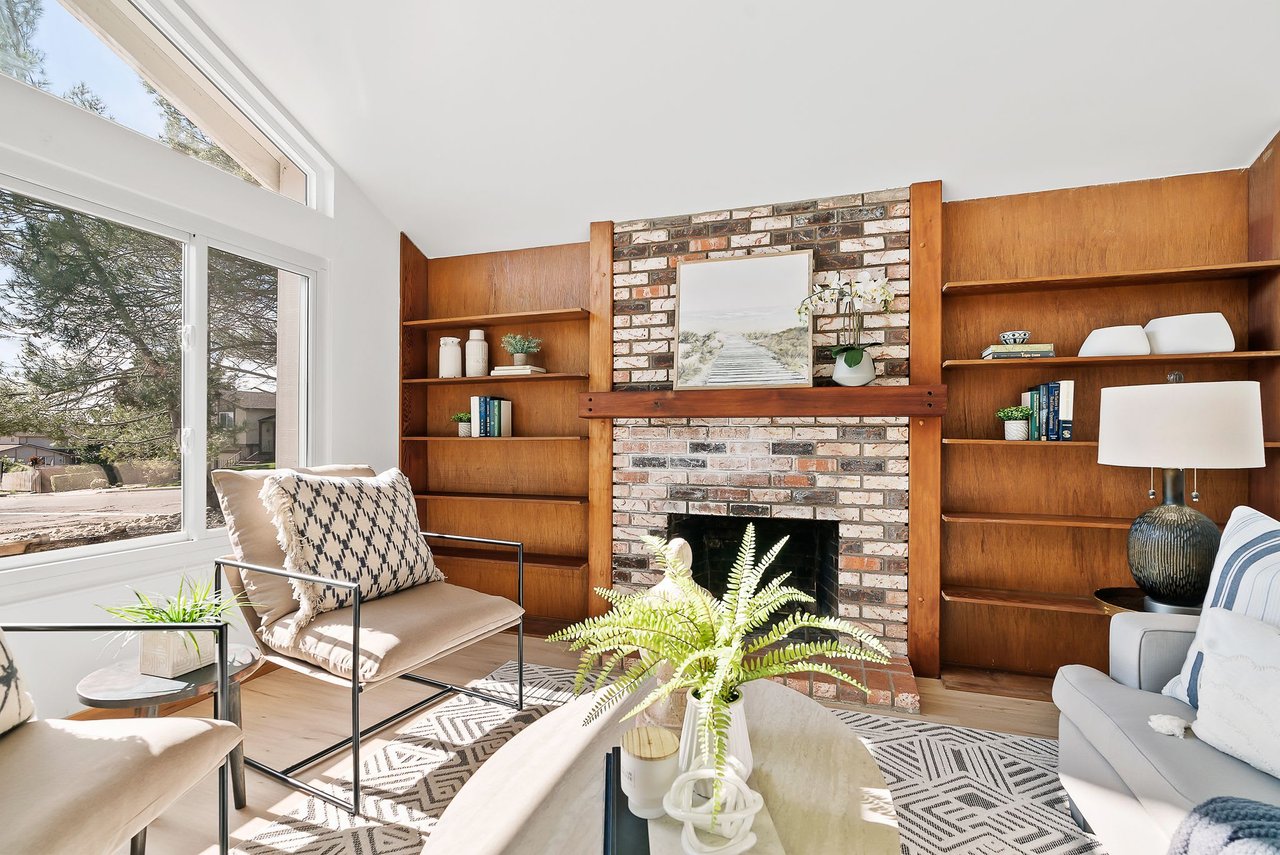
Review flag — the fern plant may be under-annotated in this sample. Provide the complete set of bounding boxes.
[549,523,890,811]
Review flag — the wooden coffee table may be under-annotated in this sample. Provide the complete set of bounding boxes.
[428,678,899,854]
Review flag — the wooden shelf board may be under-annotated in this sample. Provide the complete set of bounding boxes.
[942,259,1280,296]
[404,373,589,386]
[942,585,1110,615]
[943,351,1280,369]
[943,438,1099,447]
[402,435,587,442]
[416,491,589,505]
[430,543,588,571]
[402,307,589,329]
[578,385,947,419]
[942,511,1133,530]
[944,438,1280,448]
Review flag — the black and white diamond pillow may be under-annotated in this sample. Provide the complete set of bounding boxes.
[260,467,444,635]
[0,628,35,736]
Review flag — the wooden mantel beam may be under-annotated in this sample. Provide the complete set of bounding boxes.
[577,385,946,419]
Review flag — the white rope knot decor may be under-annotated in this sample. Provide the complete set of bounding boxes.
[662,757,764,855]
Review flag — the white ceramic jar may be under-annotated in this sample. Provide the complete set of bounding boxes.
[620,725,680,820]
[465,329,489,377]
[438,336,463,378]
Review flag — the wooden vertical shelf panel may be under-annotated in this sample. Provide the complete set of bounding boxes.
[907,180,943,678]
[587,221,616,617]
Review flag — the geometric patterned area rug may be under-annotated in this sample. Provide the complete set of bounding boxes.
[236,662,1105,855]
[834,711,1106,855]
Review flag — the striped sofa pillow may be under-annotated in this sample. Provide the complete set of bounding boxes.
[1163,506,1280,707]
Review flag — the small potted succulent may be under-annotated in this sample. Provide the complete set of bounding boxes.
[500,332,542,366]
[102,576,249,678]
[451,411,472,437]
[997,404,1033,441]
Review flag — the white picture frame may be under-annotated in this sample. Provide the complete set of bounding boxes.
[673,250,814,390]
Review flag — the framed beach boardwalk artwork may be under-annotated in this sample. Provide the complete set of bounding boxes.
[674,250,814,390]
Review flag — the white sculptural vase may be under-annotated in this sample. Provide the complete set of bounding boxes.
[679,690,752,789]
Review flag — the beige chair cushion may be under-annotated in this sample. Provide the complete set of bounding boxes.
[211,464,375,627]
[0,716,241,855]
[260,581,523,685]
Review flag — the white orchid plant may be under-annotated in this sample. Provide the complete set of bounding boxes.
[796,272,894,368]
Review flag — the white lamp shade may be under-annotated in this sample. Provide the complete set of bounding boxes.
[1098,381,1265,469]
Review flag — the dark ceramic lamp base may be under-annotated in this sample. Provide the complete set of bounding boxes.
[1127,469,1220,608]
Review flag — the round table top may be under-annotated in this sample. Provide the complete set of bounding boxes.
[76,643,261,709]
[1095,586,1204,616]
[428,678,900,854]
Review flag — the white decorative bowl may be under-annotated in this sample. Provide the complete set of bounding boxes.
[998,330,1031,345]
[1143,312,1235,354]
[1078,325,1151,357]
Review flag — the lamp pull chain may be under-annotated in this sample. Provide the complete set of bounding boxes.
[1191,468,1200,503]
[1148,468,1156,500]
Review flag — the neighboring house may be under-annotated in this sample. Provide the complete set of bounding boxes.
[214,390,277,466]
[0,436,76,467]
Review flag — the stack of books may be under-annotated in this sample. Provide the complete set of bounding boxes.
[982,343,1056,359]
[1021,380,1075,440]
[469,396,513,437]
[491,365,546,375]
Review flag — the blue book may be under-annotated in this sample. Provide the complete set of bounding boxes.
[1046,381,1060,441]
[1038,383,1050,441]
[479,396,491,437]
[1059,380,1075,441]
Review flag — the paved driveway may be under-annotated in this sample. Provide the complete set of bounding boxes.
[0,487,182,537]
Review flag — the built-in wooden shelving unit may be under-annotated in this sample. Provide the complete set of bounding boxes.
[399,233,613,627]
[913,164,1280,683]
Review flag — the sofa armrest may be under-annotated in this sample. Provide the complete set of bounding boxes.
[1108,612,1200,691]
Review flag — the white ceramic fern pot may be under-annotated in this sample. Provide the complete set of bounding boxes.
[140,631,215,678]
[679,690,752,790]
[1004,420,1030,441]
[832,351,875,387]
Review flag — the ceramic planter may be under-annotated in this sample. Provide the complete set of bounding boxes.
[139,631,215,678]
[832,350,875,387]
[1004,420,1030,441]
[457,422,472,437]
[512,352,529,366]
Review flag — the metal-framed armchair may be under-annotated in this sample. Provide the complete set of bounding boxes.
[0,621,240,855]
[210,465,526,818]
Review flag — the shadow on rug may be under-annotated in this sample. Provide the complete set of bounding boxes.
[235,662,1104,855]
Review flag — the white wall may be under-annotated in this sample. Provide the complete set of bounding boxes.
[0,75,399,716]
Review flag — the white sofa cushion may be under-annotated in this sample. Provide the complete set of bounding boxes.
[1191,608,1280,778]
[1165,507,1280,706]
[260,467,444,636]
[1053,664,1280,839]
[0,629,33,736]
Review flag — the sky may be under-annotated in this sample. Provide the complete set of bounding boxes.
[31,0,166,138]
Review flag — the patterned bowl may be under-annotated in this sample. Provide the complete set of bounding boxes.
[998,330,1031,345]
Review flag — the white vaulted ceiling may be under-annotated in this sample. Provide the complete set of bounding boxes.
[184,0,1280,257]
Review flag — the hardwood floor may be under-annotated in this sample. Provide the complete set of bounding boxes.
[126,635,1058,854]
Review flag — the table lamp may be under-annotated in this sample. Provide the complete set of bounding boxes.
[1098,376,1265,611]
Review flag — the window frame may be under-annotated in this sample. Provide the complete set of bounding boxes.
[0,168,318,578]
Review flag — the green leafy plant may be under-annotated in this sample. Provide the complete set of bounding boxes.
[500,333,542,355]
[450,411,471,423]
[550,524,889,812]
[996,405,1033,422]
[101,576,250,652]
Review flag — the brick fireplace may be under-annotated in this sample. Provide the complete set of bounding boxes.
[608,188,920,712]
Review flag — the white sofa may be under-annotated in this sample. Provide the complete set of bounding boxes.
[1053,612,1280,855]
